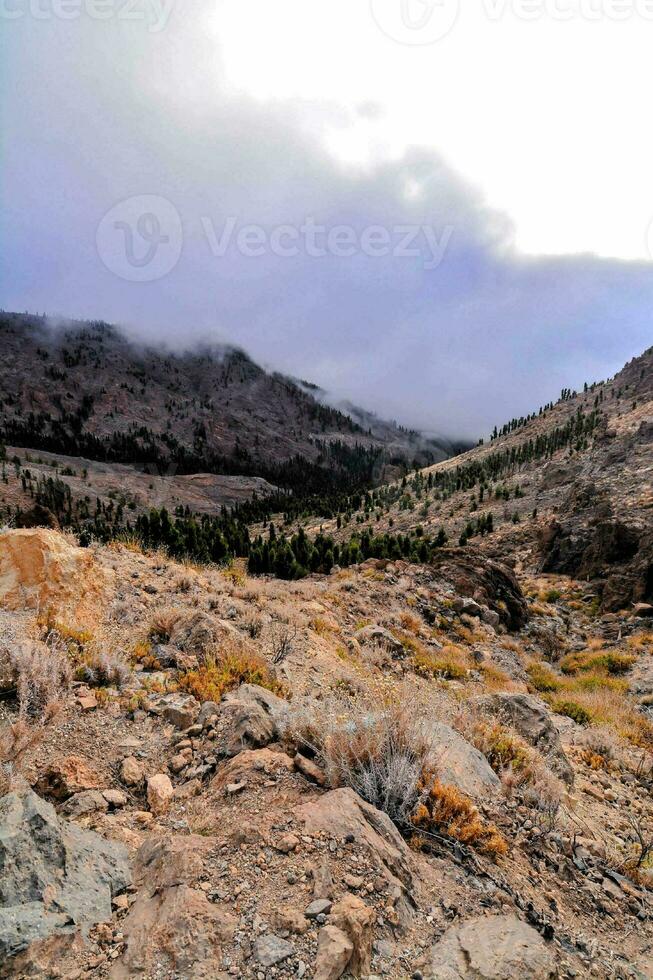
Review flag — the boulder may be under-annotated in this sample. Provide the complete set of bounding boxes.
[314,925,354,980]
[296,788,417,908]
[0,789,130,960]
[153,692,200,730]
[61,790,108,818]
[120,756,145,787]
[219,683,288,757]
[418,914,555,979]
[111,835,236,979]
[253,933,294,967]
[146,774,174,815]
[329,894,374,976]
[34,755,103,800]
[0,528,107,616]
[474,693,574,785]
[169,610,240,659]
[353,625,404,656]
[428,723,501,798]
[429,549,529,631]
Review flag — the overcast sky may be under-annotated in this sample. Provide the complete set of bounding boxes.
[1,1,652,439]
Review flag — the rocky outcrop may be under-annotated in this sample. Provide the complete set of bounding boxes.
[428,722,501,798]
[111,834,236,979]
[34,754,104,800]
[429,549,529,631]
[473,693,574,785]
[218,683,289,756]
[168,610,241,659]
[540,515,653,612]
[0,789,130,960]
[296,788,417,910]
[0,528,108,615]
[418,914,555,978]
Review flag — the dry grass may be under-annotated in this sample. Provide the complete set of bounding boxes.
[412,645,470,681]
[148,607,182,644]
[559,650,636,676]
[0,639,72,794]
[284,696,436,827]
[177,650,285,704]
[412,777,508,859]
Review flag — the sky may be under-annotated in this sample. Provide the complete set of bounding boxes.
[1,0,653,440]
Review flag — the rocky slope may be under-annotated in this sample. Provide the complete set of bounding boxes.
[283,344,653,614]
[1,526,652,979]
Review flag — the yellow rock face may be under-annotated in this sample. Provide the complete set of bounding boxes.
[0,528,107,617]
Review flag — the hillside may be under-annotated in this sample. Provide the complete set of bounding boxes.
[273,344,653,613]
[1,344,653,979]
[0,312,452,495]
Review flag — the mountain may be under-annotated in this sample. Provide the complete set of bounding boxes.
[0,312,456,474]
[274,344,653,611]
[0,311,458,524]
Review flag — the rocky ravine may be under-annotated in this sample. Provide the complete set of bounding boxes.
[1,527,652,979]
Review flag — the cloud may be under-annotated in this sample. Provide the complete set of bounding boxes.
[1,5,652,440]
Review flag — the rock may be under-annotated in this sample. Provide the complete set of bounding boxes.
[452,597,483,618]
[276,832,300,854]
[418,914,555,979]
[77,694,98,712]
[252,933,294,967]
[312,857,335,900]
[211,749,294,792]
[305,899,332,918]
[0,528,107,615]
[225,781,246,795]
[146,774,174,815]
[632,602,653,618]
[61,790,108,818]
[474,693,574,785]
[197,700,220,727]
[169,610,241,658]
[271,906,309,935]
[120,757,145,787]
[294,752,327,786]
[102,789,128,809]
[112,835,236,978]
[427,723,500,798]
[429,550,529,631]
[353,625,404,655]
[296,789,417,911]
[219,683,288,757]
[329,894,374,976]
[151,692,200,730]
[0,789,130,961]
[34,755,103,800]
[314,925,354,980]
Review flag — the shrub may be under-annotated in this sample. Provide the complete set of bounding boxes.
[284,698,434,827]
[412,777,508,859]
[75,651,130,689]
[412,645,469,681]
[177,652,285,704]
[550,699,591,726]
[527,662,560,692]
[472,721,533,777]
[37,610,93,655]
[1,640,72,721]
[148,608,182,644]
[560,651,636,676]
